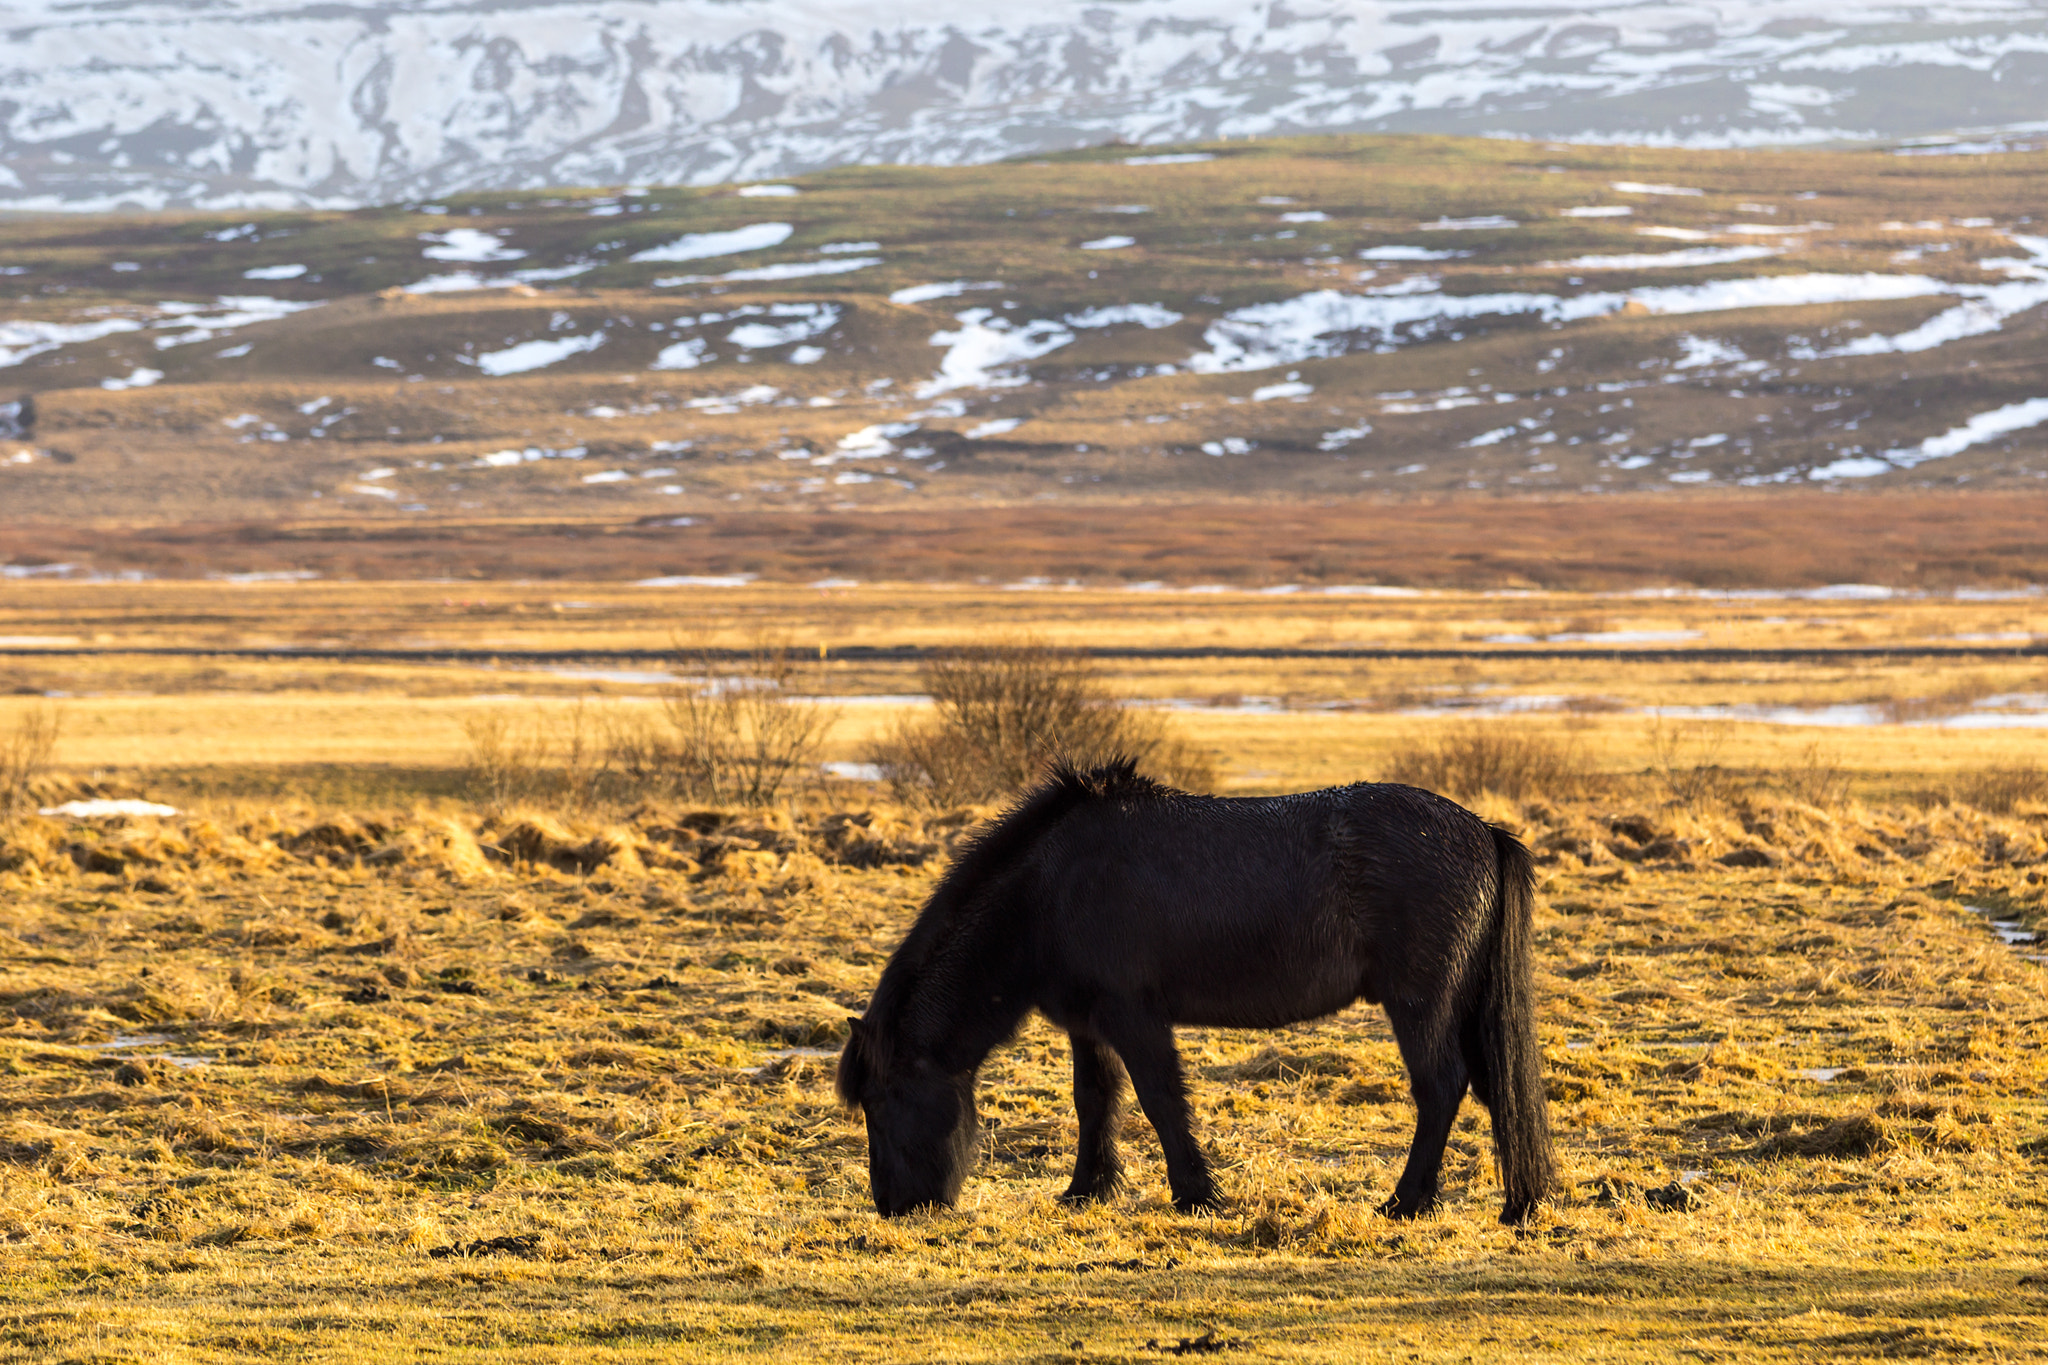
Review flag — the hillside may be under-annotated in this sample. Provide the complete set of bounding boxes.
[4,0,2048,211]
[3,134,2048,581]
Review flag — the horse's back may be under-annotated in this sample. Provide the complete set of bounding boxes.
[1023,783,1496,1027]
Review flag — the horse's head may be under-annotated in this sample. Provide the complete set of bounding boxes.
[837,1017,978,1216]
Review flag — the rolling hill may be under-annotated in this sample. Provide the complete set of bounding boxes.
[3,134,2047,584]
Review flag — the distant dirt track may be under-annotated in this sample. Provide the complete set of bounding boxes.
[3,491,2047,590]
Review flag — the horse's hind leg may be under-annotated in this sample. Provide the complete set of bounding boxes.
[1060,1034,1126,1204]
[1093,1006,1219,1213]
[1380,1003,1470,1220]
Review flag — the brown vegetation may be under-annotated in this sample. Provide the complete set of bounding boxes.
[9,491,2048,587]
[1382,723,1589,803]
[458,643,838,811]
[0,702,57,823]
[871,641,1215,803]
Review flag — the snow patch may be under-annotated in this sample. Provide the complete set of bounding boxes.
[654,256,877,286]
[629,222,793,263]
[0,317,144,368]
[1419,215,1517,231]
[1676,335,1747,367]
[41,799,179,819]
[420,228,524,262]
[1079,235,1135,250]
[635,574,757,588]
[917,310,1074,396]
[1252,380,1312,401]
[1553,246,1780,270]
[1820,396,2048,478]
[151,295,322,348]
[891,280,1001,306]
[1612,181,1704,196]
[651,338,708,370]
[473,332,605,376]
[242,263,306,280]
[1063,303,1182,329]
[727,303,839,350]
[1185,273,1953,373]
[831,422,920,460]
[1359,246,1468,261]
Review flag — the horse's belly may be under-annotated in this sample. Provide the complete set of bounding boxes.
[1163,965,1364,1029]
[1143,918,1367,1028]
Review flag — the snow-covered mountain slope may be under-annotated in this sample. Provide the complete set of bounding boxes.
[4,0,2048,211]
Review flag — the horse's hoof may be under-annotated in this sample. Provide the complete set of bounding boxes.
[1497,1199,1538,1227]
[1172,1190,1224,1215]
[1375,1194,1438,1221]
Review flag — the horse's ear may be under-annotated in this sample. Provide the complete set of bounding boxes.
[836,1019,871,1109]
[847,1016,867,1040]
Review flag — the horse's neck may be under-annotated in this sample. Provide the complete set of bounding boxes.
[899,914,1030,1076]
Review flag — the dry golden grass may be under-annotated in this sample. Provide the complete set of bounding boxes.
[0,776,2042,1362]
[0,585,2044,1360]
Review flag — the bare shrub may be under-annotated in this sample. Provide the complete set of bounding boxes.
[460,712,550,812]
[459,644,834,812]
[1647,717,1733,807]
[1950,762,2048,815]
[658,639,838,806]
[871,641,1216,804]
[0,703,60,822]
[1779,740,1850,808]
[1382,723,1588,803]
[463,700,669,812]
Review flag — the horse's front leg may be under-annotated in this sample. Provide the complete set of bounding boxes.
[1060,1033,1127,1204]
[1092,1006,1219,1213]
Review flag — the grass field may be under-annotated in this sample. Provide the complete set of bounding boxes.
[0,584,2043,1361]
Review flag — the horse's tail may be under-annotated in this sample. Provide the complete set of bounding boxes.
[1471,825,1556,1224]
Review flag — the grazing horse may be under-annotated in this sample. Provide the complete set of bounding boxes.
[835,759,1555,1225]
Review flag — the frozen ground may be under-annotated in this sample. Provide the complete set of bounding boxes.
[4,0,2048,209]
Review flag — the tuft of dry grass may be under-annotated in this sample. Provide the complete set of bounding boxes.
[1948,761,2048,815]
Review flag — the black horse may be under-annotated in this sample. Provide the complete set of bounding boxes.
[836,759,1555,1225]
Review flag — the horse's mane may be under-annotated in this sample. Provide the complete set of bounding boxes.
[837,757,1167,1105]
